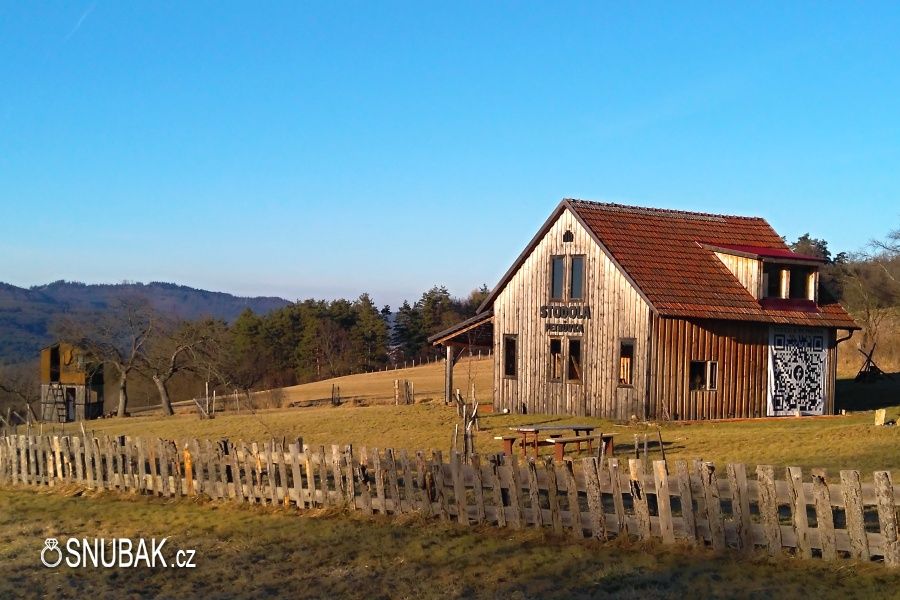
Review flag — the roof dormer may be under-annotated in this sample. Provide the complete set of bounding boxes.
[703,243,825,311]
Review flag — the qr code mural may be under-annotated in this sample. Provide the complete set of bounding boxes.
[767,327,827,416]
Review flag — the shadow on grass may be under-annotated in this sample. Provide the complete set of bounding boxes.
[836,374,900,412]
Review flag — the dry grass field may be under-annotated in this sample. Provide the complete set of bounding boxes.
[2,486,898,600]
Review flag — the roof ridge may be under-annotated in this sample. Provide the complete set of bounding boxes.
[565,198,764,222]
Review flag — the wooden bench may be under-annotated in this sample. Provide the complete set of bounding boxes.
[546,434,614,461]
[494,435,518,456]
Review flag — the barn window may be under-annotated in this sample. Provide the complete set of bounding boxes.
[550,338,563,381]
[550,256,565,300]
[503,335,517,378]
[567,339,582,382]
[570,255,585,300]
[618,339,635,386]
[689,361,718,391]
[762,263,783,298]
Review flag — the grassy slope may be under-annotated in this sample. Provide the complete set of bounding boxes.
[51,376,900,474]
[2,486,897,600]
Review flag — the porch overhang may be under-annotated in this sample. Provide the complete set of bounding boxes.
[428,310,494,348]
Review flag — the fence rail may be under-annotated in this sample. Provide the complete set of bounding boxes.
[0,433,898,567]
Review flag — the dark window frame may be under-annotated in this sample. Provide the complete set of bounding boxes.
[567,337,583,384]
[503,335,518,379]
[689,360,718,392]
[570,254,586,301]
[550,255,566,301]
[618,338,636,388]
[549,337,563,382]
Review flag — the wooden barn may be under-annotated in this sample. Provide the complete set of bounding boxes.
[430,199,859,421]
[39,342,104,422]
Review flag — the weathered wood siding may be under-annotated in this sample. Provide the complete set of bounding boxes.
[650,318,839,420]
[714,252,761,299]
[650,317,768,420]
[493,208,650,419]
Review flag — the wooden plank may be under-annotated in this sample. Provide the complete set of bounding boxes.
[73,436,84,484]
[505,454,525,529]
[787,466,812,559]
[608,458,627,536]
[372,448,387,514]
[228,441,243,502]
[250,442,262,504]
[675,460,697,544]
[305,444,319,508]
[699,461,726,551]
[399,449,416,514]
[241,441,257,503]
[122,437,134,490]
[430,451,449,521]
[202,439,217,500]
[470,454,486,525]
[757,465,781,555]
[563,459,583,540]
[288,442,303,506]
[332,445,346,502]
[135,437,146,492]
[488,457,507,528]
[840,470,869,560]
[874,470,899,567]
[497,455,526,529]
[157,439,170,497]
[654,460,675,544]
[317,445,330,507]
[344,446,358,508]
[264,441,277,504]
[543,456,563,533]
[276,442,289,506]
[727,463,752,551]
[414,451,431,516]
[385,448,402,514]
[629,459,651,540]
[450,452,468,524]
[357,447,373,515]
[527,458,544,528]
[581,457,606,540]
[183,442,194,496]
[811,469,836,561]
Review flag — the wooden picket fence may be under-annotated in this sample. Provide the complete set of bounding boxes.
[0,433,898,567]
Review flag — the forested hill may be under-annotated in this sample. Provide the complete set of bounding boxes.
[0,281,290,364]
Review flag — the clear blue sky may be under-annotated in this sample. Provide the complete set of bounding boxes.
[1,2,898,309]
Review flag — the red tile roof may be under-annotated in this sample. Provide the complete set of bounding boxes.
[567,200,858,329]
[706,243,825,263]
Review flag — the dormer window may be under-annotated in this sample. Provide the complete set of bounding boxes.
[762,263,817,301]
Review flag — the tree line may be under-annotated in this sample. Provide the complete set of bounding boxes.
[37,285,489,418]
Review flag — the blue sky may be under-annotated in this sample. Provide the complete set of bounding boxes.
[1,2,898,309]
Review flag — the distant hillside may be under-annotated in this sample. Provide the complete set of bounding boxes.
[0,281,290,364]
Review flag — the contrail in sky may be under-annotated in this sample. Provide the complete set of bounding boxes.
[63,2,97,42]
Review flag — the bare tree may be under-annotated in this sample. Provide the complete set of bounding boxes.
[55,298,154,417]
[140,319,209,416]
[0,361,40,416]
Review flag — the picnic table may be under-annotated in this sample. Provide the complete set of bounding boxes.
[507,424,600,458]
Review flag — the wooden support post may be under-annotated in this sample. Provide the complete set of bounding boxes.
[445,345,454,406]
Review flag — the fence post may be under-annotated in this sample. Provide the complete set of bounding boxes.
[787,466,812,559]
[727,463,752,551]
[608,458,626,536]
[184,443,194,496]
[563,458,583,540]
[653,460,675,544]
[581,457,606,540]
[811,469,836,561]
[543,456,563,533]
[840,470,869,560]
[874,471,899,567]
[527,458,543,529]
[628,459,651,540]
[699,461,726,551]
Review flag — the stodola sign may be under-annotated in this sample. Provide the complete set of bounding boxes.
[540,305,592,333]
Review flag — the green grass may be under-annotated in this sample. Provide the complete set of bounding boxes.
[1,486,897,599]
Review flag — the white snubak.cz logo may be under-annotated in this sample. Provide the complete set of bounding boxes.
[41,538,63,568]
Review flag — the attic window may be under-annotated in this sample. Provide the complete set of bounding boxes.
[563,230,574,243]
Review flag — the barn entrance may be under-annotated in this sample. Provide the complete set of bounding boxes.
[766,326,827,416]
[65,387,76,422]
